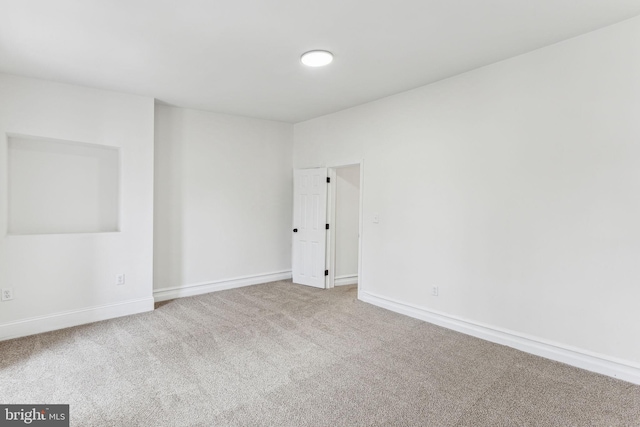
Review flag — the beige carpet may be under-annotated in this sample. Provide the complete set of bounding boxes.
[1,281,639,426]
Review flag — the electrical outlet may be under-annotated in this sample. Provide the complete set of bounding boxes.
[432,286,439,296]
[116,274,126,286]
[1,288,14,301]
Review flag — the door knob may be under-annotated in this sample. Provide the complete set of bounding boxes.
[293,228,298,232]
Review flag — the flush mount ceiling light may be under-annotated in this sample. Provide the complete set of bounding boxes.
[300,50,333,67]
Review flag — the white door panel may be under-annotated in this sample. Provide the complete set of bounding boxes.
[292,168,327,288]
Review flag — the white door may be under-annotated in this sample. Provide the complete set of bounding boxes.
[292,168,328,288]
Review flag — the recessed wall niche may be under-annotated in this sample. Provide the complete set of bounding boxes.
[8,134,120,235]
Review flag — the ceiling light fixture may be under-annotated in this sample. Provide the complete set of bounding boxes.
[300,50,333,67]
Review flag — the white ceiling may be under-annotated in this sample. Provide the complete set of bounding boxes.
[2,1,640,123]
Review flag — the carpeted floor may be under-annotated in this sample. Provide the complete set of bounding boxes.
[1,280,639,426]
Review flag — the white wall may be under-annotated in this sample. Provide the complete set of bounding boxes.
[154,105,293,298]
[335,165,360,283]
[294,16,640,369]
[0,74,155,338]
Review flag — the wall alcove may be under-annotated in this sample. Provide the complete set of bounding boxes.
[8,134,120,235]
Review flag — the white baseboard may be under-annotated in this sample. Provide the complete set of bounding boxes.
[334,274,358,286]
[360,290,640,385]
[0,297,154,342]
[154,270,292,302]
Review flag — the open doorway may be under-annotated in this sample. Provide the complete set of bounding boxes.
[327,164,361,289]
[291,162,362,290]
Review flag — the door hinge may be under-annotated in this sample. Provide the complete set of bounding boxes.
[325,224,329,230]
[326,177,330,183]
[325,270,329,276]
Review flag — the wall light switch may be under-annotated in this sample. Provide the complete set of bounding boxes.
[1,288,14,301]
[116,274,126,286]
[373,213,380,224]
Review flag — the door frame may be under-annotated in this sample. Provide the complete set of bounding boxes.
[325,160,364,291]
